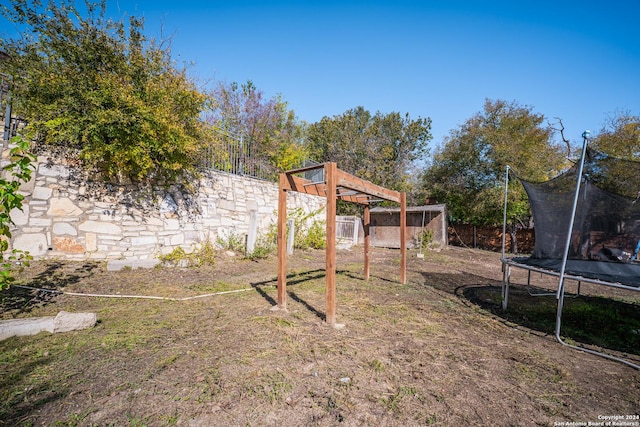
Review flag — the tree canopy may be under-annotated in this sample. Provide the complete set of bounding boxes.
[591,112,640,159]
[423,99,567,227]
[305,106,432,200]
[1,0,208,182]
[206,80,307,174]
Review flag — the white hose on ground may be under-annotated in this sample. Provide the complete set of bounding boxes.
[12,284,272,301]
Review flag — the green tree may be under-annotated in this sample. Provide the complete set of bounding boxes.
[305,107,432,199]
[0,136,36,290]
[591,112,640,159]
[206,80,307,175]
[0,0,208,182]
[583,112,640,198]
[423,99,566,251]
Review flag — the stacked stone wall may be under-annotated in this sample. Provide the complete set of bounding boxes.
[8,155,325,261]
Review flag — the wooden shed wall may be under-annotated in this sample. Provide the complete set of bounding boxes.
[370,208,447,249]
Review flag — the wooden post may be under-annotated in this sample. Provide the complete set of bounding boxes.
[325,163,337,326]
[400,192,407,285]
[363,204,370,281]
[277,173,287,309]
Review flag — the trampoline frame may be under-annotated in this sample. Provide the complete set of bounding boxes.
[500,133,640,370]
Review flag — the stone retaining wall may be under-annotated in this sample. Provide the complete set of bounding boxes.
[8,155,325,261]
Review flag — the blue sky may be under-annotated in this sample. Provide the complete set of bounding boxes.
[4,0,640,149]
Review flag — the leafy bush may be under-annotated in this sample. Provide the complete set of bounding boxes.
[281,207,326,250]
[1,0,209,183]
[245,241,274,261]
[215,229,246,252]
[0,136,36,290]
[290,207,327,249]
[416,229,434,250]
[300,219,326,250]
[244,207,326,259]
[158,241,217,267]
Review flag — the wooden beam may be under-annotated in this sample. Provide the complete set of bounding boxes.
[277,162,405,324]
[281,173,371,204]
[337,193,369,204]
[325,162,337,326]
[282,173,326,197]
[282,162,327,176]
[277,173,288,309]
[364,204,370,281]
[335,170,401,203]
[400,192,407,285]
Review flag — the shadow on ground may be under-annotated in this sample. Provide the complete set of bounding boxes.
[0,262,100,317]
[251,269,328,321]
[0,351,67,424]
[249,268,390,322]
[421,271,640,359]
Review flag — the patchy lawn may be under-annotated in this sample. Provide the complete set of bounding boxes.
[1,246,639,426]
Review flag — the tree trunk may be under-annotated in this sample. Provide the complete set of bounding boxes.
[509,224,518,254]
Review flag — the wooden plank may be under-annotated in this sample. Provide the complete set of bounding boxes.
[283,174,326,197]
[325,163,337,326]
[282,173,371,204]
[282,162,327,176]
[277,173,288,309]
[338,193,368,204]
[364,204,370,281]
[335,170,401,203]
[400,192,407,285]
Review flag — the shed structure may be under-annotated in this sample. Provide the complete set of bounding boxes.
[369,205,448,249]
[277,162,407,327]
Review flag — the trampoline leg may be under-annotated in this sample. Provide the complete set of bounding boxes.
[501,263,510,310]
[554,282,565,340]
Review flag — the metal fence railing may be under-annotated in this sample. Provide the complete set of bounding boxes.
[200,140,279,181]
[200,132,322,183]
[1,73,16,145]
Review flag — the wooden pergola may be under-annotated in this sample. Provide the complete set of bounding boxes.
[277,162,407,327]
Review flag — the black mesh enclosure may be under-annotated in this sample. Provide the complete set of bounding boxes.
[516,148,640,287]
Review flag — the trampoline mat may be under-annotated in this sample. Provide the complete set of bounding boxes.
[511,257,640,288]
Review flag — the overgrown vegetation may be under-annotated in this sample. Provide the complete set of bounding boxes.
[206,80,308,176]
[1,0,209,183]
[158,241,217,267]
[289,207,327,250]
[0,136,36,290]
[242,207,327,261]
[415,228,433,250]
[156,209,326,265]
[245,229,278,261]
[215,229,246,253]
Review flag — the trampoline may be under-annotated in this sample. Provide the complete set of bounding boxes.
[501,132,640,369]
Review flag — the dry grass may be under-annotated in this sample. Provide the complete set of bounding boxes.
[1,247,639,426]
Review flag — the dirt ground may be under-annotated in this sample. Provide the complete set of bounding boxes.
[1,246,639,427]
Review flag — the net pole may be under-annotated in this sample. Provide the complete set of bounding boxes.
[501,165,510,262]
[501,165,510,310]
[555,131,589,336]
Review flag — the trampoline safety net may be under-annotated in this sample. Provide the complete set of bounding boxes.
[516,148,640,287]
